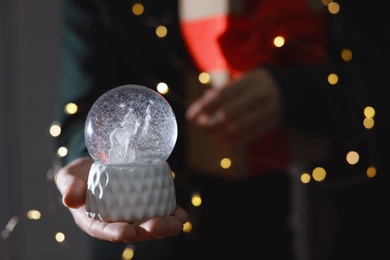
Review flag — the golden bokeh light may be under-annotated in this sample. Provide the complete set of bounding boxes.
[157,82,169,94]
[156,25,167,38]
[321,0,333,6]
[327,73,339,85]
[57,146,68,158]
[183,221,192,233]
[55,232,65,243]
[273,36,285,47]
[49,123,61,137]
[366,166,377,178]
[363,117,375,129]
[341,48,353,62]
[346,151,359,165]
[191,193,202,207]
[64,103,78,115]
[122,246,135,260]
[198,72,211,84]
[27,210,41,220]
[364,106,375,118]
[328,2,340,14]
[312,167,326,182]
[132,3,144,16]
[220,158,232,169]
[300,172,311,183]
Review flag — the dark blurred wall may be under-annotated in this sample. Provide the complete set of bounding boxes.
[331,1,390,259]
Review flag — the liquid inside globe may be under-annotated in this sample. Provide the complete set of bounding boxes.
[84,84,178,165]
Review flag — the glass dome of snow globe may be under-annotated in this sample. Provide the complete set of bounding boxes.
[84,84,178,165]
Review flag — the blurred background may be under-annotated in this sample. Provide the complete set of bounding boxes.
[1,0,389,260]
[0,0,90,259]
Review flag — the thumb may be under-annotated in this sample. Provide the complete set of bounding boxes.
[55,157,92,208]
[61,177,87,208]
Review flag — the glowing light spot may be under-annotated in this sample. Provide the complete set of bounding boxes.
[64,103,78,115]
[55,232,65,243]
[198,72,210,84]
[363,117,375,129]
[122,246,135,260]
[366,166,377,178]
[341,49,353,62]
[156,82,169,94]
[132,3,144,16]
[321,0,333,6]
[171,171,175,179]
[273,36,285,47]
[364,106,375,118]
[220,158,232,169]
[191,193,202,207]
[300,172,311,183]
[49,123,61,137]
[312,167,326,182]
[2,216,18,238]
[183,221,192,233]
[328,2,340,14]
[346,151,359,165]
[1,230,9,238]
[327,73,338,85]
[27,210,41,220]
[156,25,167,38]
[57,146,68,158]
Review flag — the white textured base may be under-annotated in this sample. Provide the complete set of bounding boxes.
[85,162,176,223]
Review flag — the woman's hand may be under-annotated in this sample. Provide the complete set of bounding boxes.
[186,68,282,146]
[55,157,188,243]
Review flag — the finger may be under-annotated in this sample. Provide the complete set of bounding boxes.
[135,206,188,240]
[186,89,221,120]
[55,157,92,208]
[61,178,87,208]
[71,206,138,243]
[89,220,138,243]
[191,113,218,128]
[136,217,182,240]
[56,170,86,208]
[137,218,169,240]
[172,205,189,224]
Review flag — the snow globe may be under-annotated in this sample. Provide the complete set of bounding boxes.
[84,84,177,223]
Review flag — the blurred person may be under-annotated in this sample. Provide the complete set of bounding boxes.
[53,0,390,259]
